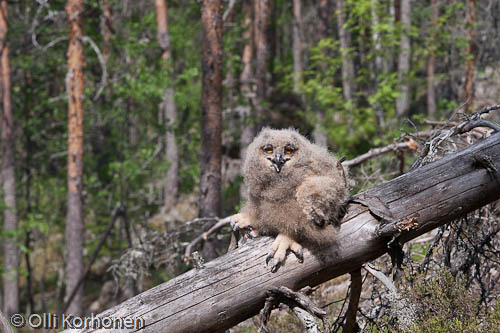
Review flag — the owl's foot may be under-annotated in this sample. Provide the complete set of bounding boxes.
[230,213,258,238]
[266,234,303,272]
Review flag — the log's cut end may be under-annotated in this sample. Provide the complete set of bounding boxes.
[67,133,500,333]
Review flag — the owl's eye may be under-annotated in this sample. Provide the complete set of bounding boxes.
[284,145,296,155]
[262,145,273,154]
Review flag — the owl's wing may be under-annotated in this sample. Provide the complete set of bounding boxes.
[296,176,348,229]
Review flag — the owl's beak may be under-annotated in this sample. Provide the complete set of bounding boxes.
[271,153,285,173]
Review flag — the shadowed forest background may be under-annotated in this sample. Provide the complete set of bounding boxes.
[0,0,499,331]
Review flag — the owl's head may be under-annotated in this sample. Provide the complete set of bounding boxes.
[243,128,311,181]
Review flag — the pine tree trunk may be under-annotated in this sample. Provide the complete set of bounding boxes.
[65,0,85,316]
[292,0,303,94]
[200,0,222,218]
[336,0,355,103]
[100,0,112,64]
[316,0,330,38]
[239,0,255,200]
[0,0,19,316]
[395,0,411,117]
[312,0,330,147]
[155,0,179,212]
[254,0,271,120]
[464,0,476,112]
[427,0,438,117]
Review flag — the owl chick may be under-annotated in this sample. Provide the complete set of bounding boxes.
[232,128,349,271]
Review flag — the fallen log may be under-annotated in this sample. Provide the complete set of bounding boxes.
[75,133,500,333]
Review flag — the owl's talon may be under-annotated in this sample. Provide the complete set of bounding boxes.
[271,258,281,272]
[266,250,275,265]
[294,248,304,263]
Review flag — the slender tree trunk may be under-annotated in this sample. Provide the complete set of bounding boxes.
[65,0,85,316]
[100,0,112,64]
[395,0,411,118]
[0,0,19,316]
[155,0,179,213]
[239,0,255,200]
[336,0,355,103]
[316,0,330,39]
[312,0,330,147]
[464,0,476,112]
[200,0,222,218]
[371,0,385,128]
[427,0,438,117]
[292,0,303,94]
[254,0,271,121]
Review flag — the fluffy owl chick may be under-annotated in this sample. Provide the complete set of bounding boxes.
[232,128,349,271]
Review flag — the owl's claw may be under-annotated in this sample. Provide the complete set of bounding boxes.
[266,234,303,272]
[231,213,258,238]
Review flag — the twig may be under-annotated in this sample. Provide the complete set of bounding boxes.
[259,286,329,333]
[343,141,417,168]
[183,216,233,262]
[80,36,108,101]
[60,205,125,315]
[363,265,396,293]
[223,0,237,22]
[412,103,500,169]
[343,268,362,333]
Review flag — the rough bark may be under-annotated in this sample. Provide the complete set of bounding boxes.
[199,0,222,218]
[65,0,85,316]
[464,0,476,112]
[155,0,179,212]
[292,0,304,94]
[71,133,500,333]
[254,0,271,120]
[427,0,438,117]
[0,0,19,316]
[395,0,411,117]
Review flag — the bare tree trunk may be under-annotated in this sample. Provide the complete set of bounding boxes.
[292,0,303,94]
[0,0,19,316]
[254,0,271,121]
[464,0,476,112]
[200,0,222,219]
[427,0,438,117]
[155,0,179,213]
[71,133,500,333]
[395,0,411,117]
[312,0,330,147]
[100,0,112,64]
[316,0,330,39]
[371,0,385,128]
[336,0,355,104]
[65,0,85,316]
[239,0,255,200]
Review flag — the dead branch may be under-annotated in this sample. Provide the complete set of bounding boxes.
[183,216,232,262]
[343,141,418,168]
[343,268,362,333]
[68,132,500,333]
[259,286,329,333]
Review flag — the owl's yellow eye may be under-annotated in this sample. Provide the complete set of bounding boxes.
[285,150,292,155]
[262,145,273,154]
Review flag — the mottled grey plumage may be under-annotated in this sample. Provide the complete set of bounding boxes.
[232,128,349,270]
